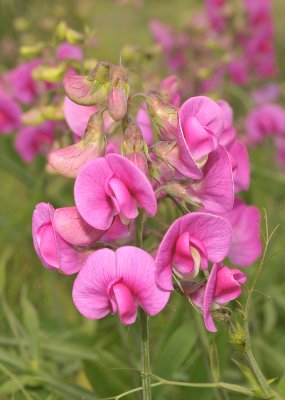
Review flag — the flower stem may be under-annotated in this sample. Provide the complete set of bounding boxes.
[139,309,152,400]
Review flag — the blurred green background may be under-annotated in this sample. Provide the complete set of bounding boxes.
[0,1,285,399]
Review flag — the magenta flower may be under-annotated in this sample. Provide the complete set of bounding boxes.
[186,146,234,212]
[32,203,86,274]
[246,104,285,144]
[136,103,154,145]
[191,263,247,332]
[177,96,224,178]
[74,154,157,230]
[159,75,182,108]
[155,212,232,291]
[0,92,21,134]
[72,246,170,324]
[56,42,83,61]
[217,100,236,148]
[206,0,226,32]
[3,59,40,104]
[227,140,250,192]
[227,59,249,86]
[15,121,55,163]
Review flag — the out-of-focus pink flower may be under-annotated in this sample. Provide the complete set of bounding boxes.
[206,0,226,32]
[155,212,232,291]
[228,59,249,85]
[177,96,224,177]
[227,140,250,192]
[244,0,272,28]
[15,121,55,163]
[56,42,83,61]
[217,99,236,147]
[72,246,170,324]
[32,203,86,274]
[74,154,157,230]
[191,263,247,332]
[275,136,285,170]
[203,198,262,266]
[149,20,174,53]
[159,75,182,107]
[3,59,40,104]
[252,84,280,105]
[246,104,285,144]
[0,92,21,134]
[186,146,234,212]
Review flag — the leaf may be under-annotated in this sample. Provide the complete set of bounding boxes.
[0,376,40,395]
[210,339,220,382]
[231,359,259,390]
[154,321,197,379]
[276,376,285,397]
[21,289,40,365]
[0,247,12,295]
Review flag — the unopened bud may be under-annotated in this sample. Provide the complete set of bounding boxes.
[107,84,128,122]
[122,122,148,174]
[90,61,110,83]
[22,109,46,126]
[20,42,45,58]
[146,93,177,141]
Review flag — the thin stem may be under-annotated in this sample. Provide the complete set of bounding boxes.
[139,309,152,400]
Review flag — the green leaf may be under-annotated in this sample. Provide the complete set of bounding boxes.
[210,339,220,382]
[276,375,285,396]
[154,321,197,379]
[232,359,259,390]
[0,376,40,395]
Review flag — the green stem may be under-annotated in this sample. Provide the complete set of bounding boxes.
[139,309,152,400]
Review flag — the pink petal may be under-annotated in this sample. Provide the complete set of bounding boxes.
[116,246,170,316]
[0,93,21,134]
[188,146,234,212]
[214,266,247,304]
[56,42,83,61]
[203,263,218,332]
[108,178,139,220]
[227,140,250,192]
[64,96,97,138]
[106,154,157,217]
[54,207,105,246]
[74,157,115,230]
[101,216,132,243]
[155,212,232,291]
[136,103,154,145]
[110,282,138,324]
[72,249,117,319]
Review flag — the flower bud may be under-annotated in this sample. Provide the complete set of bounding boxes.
[20,42,45,58]
[122,122,148,174]
[48,112,106,178]
[107,84,128,122]
[146,93,177,141]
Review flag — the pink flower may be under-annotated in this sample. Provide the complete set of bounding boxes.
[203,198,262,266]
[155,212,232,291]
[159,75,182,108]
[177,96,224,178]
[191,263,247,332]
[252,84,280,105]
[186,146,234,212]
[74,154,157,230]
[3,59,40,104]
[56,42,83,61]
[246,104,285,144]
[64,96,98,138]
[72,246,170,324]
[227,140,250,192]
[217,100,236,147]
[228,59,249,86]
[0,92,21,134]
[15,121,55,163]
[275,136,285,170]
[206,0,226,32]
[32,203,86,274]
[136,103,154,145]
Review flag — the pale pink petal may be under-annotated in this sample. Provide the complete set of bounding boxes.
[54,207,104,246]
[0,92,21,134]
[64,96,97,138]
[108,178,139,220]
[136,104,154,145]
[228,140,250,192]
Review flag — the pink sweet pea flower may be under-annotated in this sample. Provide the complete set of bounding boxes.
[177,96,224,178]
[155,212,232,291]
[56,42,83,61]
[227,59,249,86]
[227,140,250,192]
[72,246,170,324]
[217,100,236,148]
[186,146,234,212]
[63,96,98,138]
[15,121,55,163]
[246,104,285,144]
[0,92,21,134]
[203,198,262,266]
[191,263,247,332]
[3,59,40,104]
[32,203,86,274]
[74,154,157,230]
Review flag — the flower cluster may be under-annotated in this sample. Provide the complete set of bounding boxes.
[31,53,262,332]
